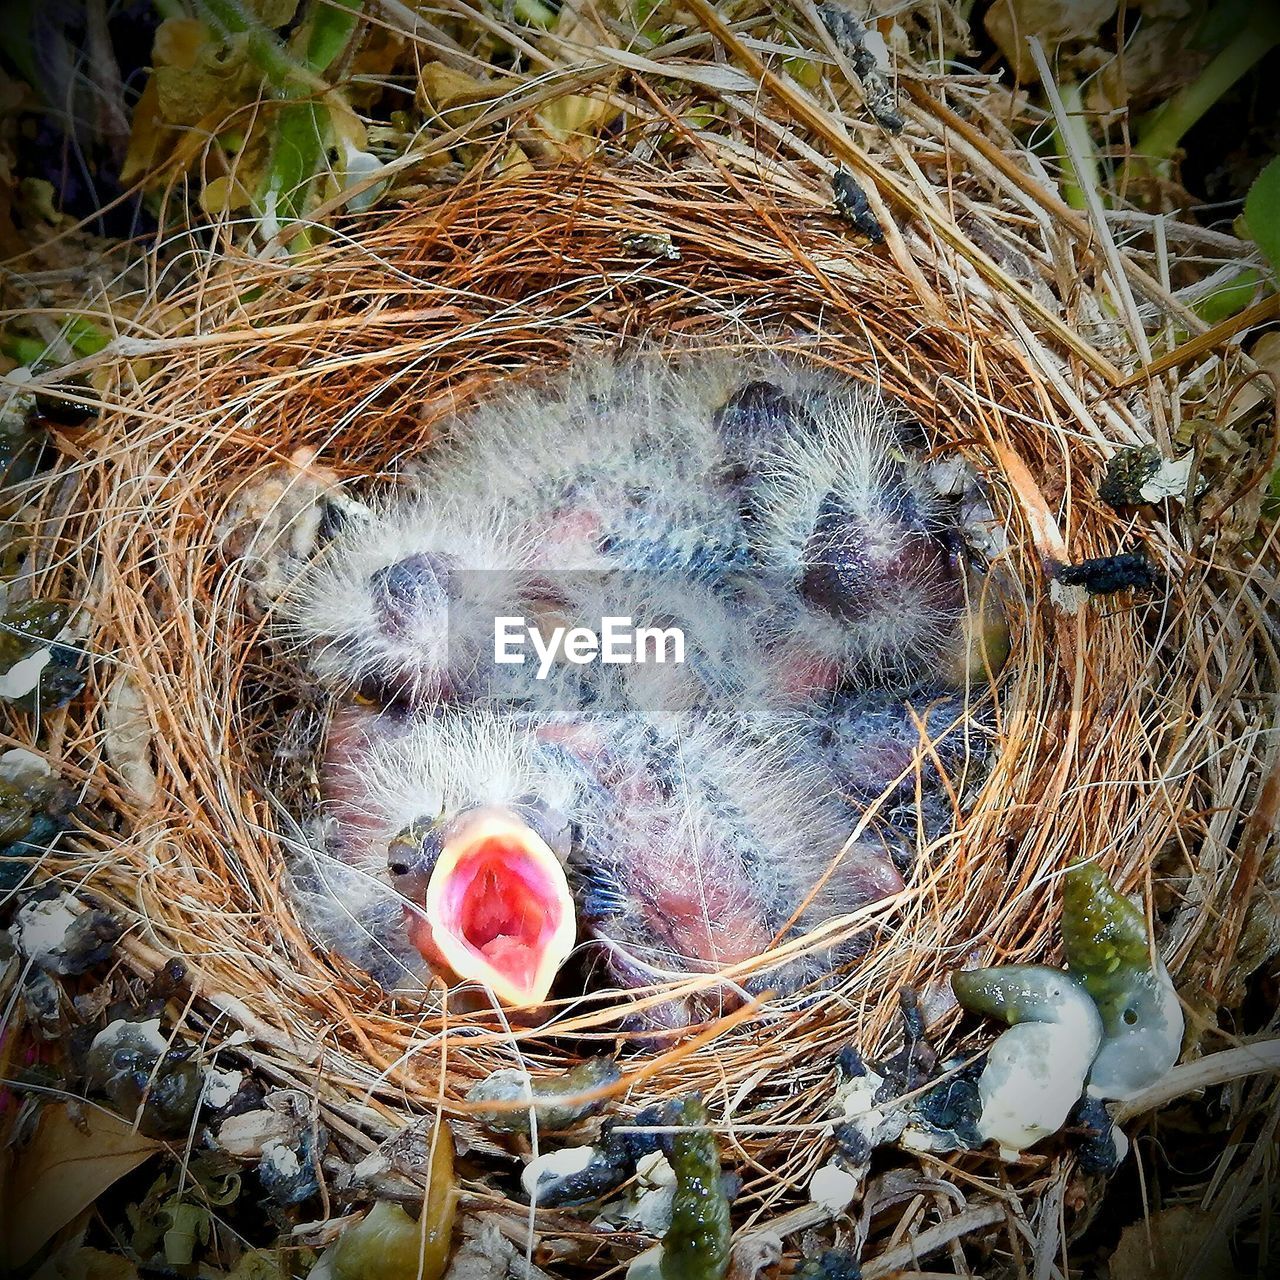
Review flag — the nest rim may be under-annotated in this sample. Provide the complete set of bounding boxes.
[13,157,1274,1242]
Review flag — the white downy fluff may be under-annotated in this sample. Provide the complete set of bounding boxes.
[273,349,978,1012]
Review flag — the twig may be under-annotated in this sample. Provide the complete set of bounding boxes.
[680,0,1123,386]
[1114,1040,1280,1123]
[1027,38,1168,453]
[863,1203,1007,1278]
[1112,293,1280,389]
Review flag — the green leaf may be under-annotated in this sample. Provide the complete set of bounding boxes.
[0,332,47,367]
[262,98,329,234]
[0,1,40,91]
[1244,157,1280,281]
[303,0,362,73]
[64,315,110,357]
[197,0,312,90]
[161,1202,210,1267]
[1192,267,1263,324]
[1193,0,1253,52]
[332,1201,451,1280]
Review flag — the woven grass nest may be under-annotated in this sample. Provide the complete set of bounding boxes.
[16,33,1280,1275]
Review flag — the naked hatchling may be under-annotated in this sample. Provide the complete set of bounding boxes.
[277,350,999,1026]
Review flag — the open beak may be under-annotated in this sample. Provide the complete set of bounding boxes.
[402,809,576,1007]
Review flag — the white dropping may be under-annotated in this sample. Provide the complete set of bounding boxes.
[13,894,80,968]
[339,142,387,212]
[624,1246,665,1280]
[976,1018,1100,1160]
[1086,962,1184,1101]
[520,1143,597,1198]
[0,648,50,699]
[262,1142,302,1178]
[1138,453,1196,502]
[861,29,891,71]
[953,965,1103,1159]
[808,1161,861,1212]
[636,1151,677,1188]
[90,1016,168,1059]
[0,748,52,783]
[204,1069,243,1110]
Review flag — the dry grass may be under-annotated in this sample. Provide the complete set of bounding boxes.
[6,3,1279,1272]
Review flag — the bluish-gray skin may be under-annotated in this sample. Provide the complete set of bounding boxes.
[797,684,989,867]
[549,707,895,1030]
[298,361,973,712]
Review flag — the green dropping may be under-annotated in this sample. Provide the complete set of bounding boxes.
[467,1056,621,1135]
[1061,864,1152,1005]
[951,963,1093,1026]
[0,600,86,712]
[0,759,72,891]
[86,1022,204,1138]
[0,426,44,489]
[1061,863,1184,1100]
[0,600,67,669]
[0,780,34,844]
[661,1097,731,1280]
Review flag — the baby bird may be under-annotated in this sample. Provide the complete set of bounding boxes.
[284,355,970,707]
[282,502,537,705]
[795,685,990,870]
[549,709,904,1025]
[411,356,756,580]
[279,350,984,1016]
[741,379,967,686]
[313,699,579,1004]
[307,694,904,1022]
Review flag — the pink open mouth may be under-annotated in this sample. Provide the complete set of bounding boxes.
[412,810,576,1007]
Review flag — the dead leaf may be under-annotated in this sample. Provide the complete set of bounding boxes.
[535,91,619,150]
[200,175,253,216]
[152,23,258,128]
[153,64,236,129]
[348,25,408,108]
[215,1108,297,1158]
[32,1244,140,1280]
[496,144,534,179]
[153,17,209,71]
[984,0,1119,82]
[1249,330,1280,387]
[1,1104,162,1269]
[553,0,619,50]
[103,675,157,805]
[418,64,529,137]
[1108,1206,1234,1279]
[119,76,165,187]
[252,0,299,27]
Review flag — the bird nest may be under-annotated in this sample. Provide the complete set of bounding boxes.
[15,72,1278,1274]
